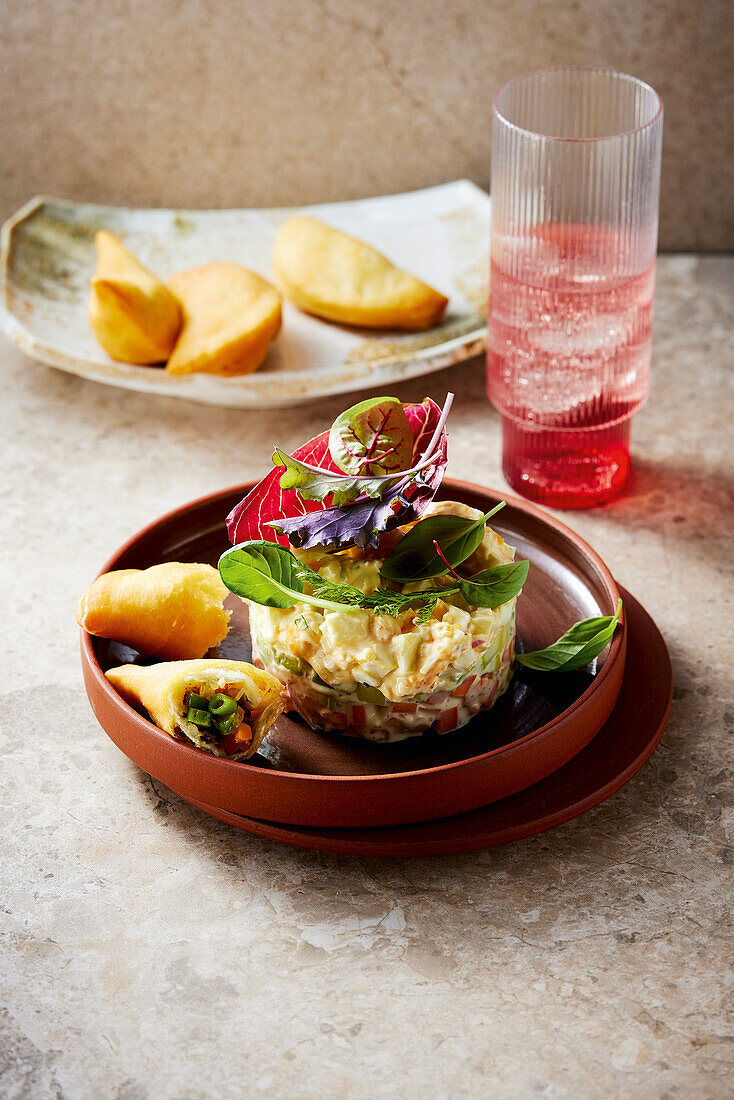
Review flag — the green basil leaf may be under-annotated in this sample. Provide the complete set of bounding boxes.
[274,448,393,507]
[516,599,623,671]
[380,502,506,583]
[329,396,414,476]
[459,559,529,609]
[218,541,348,613]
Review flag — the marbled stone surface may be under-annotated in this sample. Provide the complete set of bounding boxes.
[1,255,732,1098]
[2,0,733,251]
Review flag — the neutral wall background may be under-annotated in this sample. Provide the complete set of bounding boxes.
[2,0,732,250]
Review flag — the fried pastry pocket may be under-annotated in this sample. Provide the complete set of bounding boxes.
[89,230,182,363]
[76,562,230,660]
[272,216,448,330]
[165,263,282,376]
[106,658,285,760]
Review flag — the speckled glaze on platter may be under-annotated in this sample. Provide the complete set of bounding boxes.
[1,182,489,408]
[81,479,627,829]
[178,588,670,855]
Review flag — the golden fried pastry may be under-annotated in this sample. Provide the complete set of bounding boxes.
[272,216,448,330]
[106,659,285,760]
[165,263,282,376]
[88,230,182,363]
[76,562,230,659]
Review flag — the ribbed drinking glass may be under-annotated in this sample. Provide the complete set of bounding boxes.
[487,68,663,507]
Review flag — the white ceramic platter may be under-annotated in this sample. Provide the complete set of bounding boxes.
[0,182,489,408]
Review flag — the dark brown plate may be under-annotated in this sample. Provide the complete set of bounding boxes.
[176,587,670,855]
[81,479,626,828]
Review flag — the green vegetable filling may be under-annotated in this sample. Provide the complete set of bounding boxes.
[186,706,212,728]
[216,708,245,737]
[209,693,237,718]
[184,691,248,735]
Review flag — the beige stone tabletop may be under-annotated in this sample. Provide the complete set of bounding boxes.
[1,254,732,1098]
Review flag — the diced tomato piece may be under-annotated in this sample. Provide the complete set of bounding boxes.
[436,707,459,733]
[453,676,476,698]
[350,705,367,728]
[392,702,418,714]
[221,723,252,755]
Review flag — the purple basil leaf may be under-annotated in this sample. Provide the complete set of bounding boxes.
[271,496,399,550]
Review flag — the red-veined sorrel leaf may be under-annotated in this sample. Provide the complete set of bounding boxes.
[328,396,414,476]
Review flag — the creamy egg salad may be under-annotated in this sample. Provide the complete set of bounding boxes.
[220,394,622,746]
[248,502,518,742]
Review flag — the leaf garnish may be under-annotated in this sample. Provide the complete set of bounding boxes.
[272,438,447,508]
[270,396,453,550]
[218,541,350,614]
[432,538,530,609]
[228,396,453,551]
[307,573,459,624]
[458,561,530,608]
[268,490,407,550]
[328,396,414,476]
[219,540,461,620]
[273,448,390,506]
[380,502,507,583]
[516,599,623,671]
[220,538,543,627]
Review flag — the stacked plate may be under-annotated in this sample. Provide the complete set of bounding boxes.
[81,480,672,855]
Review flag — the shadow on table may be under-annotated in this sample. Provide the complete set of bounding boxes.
[596,455,734,559]
[126,646,734,945]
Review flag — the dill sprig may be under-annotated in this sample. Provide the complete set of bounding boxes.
[306,572,458,624]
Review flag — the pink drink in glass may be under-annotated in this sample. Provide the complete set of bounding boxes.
[488,223,656,507]
[487,69,663,507]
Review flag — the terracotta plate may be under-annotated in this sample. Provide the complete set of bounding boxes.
[81,479,626,828]
[178,588,670,855]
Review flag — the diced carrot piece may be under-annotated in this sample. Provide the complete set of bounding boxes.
[220,725,252,756]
